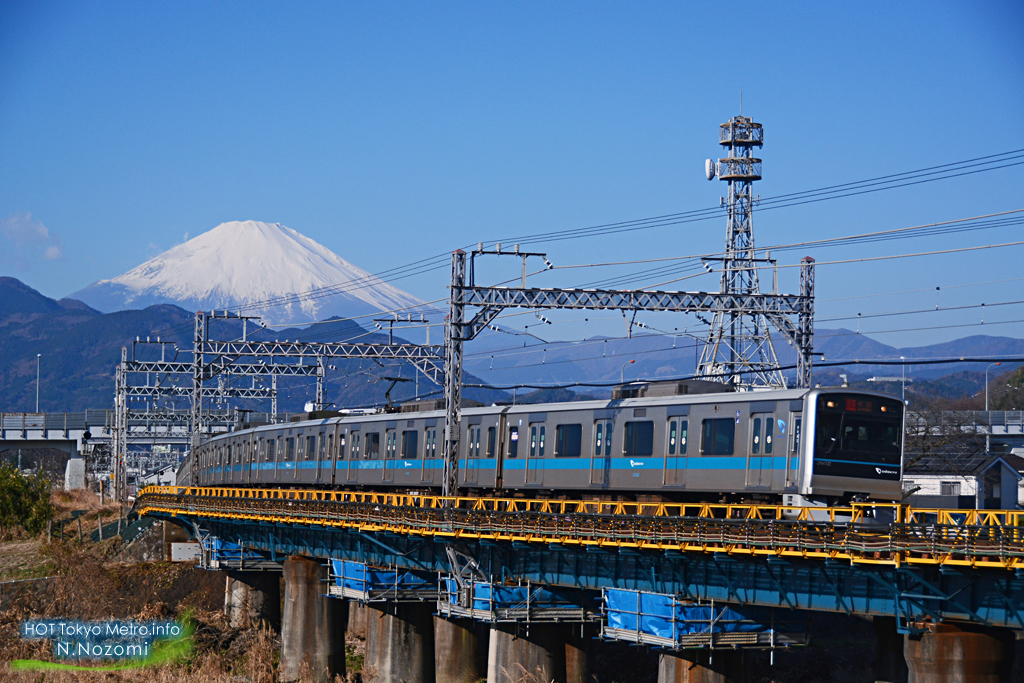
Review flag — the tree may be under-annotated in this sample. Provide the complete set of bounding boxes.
[988,367,1024,411]
[904,397,986,475]
[0,464,54,535]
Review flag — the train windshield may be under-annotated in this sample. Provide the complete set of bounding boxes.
[813,393,903,480]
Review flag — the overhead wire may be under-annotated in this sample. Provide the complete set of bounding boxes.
[183,149,1024,317]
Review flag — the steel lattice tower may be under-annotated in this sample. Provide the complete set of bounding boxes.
[695,115,786,389]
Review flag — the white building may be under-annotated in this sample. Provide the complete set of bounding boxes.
[139,462,177,487]
[903,454,1022,510]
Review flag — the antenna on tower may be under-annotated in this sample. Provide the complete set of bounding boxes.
[695,113,786,389]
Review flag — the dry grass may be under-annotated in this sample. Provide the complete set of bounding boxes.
[0,535,369,683]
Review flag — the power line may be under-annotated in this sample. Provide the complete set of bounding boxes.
[186,149,1024,316]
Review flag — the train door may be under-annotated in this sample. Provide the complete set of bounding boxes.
[464,425,481,484]
[332,427,344,486]
[246,435,255,485]
[269,437,280,481]
[383,429,396,481]
[495,413,509,489]
[286,436,298,480]
[747,413,774,487]
[664,419,688,486]
[346,431,359,482]
[423,427,437,482]
[400,427,419,482]
[327,427,338,486]
[526,422,545,485]
[303,434,317,483]
[316,430,327,482]
[786,412,802,488]
[590,420,612,487]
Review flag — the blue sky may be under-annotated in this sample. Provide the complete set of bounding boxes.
[1,1,1022,347]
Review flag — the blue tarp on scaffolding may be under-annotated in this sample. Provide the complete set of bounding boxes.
[442,578,581,611]
[331,560,433,593]
[605,589,805,639]
[209,538,265,563]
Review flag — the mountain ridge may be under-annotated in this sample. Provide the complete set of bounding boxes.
[2,276,1022,411]
[70,220,428,326]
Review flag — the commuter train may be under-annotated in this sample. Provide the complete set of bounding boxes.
[178,381,905,505]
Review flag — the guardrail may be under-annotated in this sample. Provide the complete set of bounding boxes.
[134,486,1024,571]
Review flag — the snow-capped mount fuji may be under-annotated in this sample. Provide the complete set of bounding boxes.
[71,220,429,326]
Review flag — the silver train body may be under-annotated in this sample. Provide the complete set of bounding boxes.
[180,385,904,504]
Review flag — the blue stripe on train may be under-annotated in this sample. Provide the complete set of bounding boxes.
[245,455,802,474]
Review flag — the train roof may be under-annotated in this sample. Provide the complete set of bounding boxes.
[201,384,900,442]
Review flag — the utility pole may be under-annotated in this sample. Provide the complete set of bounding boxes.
[985,361,1001,454]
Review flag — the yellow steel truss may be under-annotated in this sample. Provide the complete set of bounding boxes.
[134,486,1024,570]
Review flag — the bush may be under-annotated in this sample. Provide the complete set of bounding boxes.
[0,464,54,535]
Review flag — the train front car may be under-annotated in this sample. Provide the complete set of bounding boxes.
[797,389,904,504]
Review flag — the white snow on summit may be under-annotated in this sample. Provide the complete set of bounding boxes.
[71,221,427,326]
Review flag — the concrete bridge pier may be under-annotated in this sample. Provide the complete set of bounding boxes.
[348,600,369,639]
[223,571,281,631]
[565,624,598,683]
[280,557,347,683]
[658,649,746,683]
[874,617,908,683]
[364,602,436,683]
[487,623,567,683]
[903,624,1015,683]
[435,616,486,683]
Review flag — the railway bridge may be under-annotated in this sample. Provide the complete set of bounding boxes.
[134,486,1024,683]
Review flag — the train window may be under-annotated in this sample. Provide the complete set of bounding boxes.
[605,423,613,456]
[554,424,582,457]
[595,424,603,455]
[267,439,276,462]
[539,426,546,457]
[285,438,295,461]
[426,428,437,457]
[386,431,396,458]
[508,427,519,458]
[365,433,380,458]
[623,421,654,457]
[486,427,496,457]
[352,433,361,459]
[764,419,774,454]
[668,421,677,455]
[530,427,537,457]
[700,419,735,456]
[402,430,418,458]
[337,434,345,460]
[679,421,688,453]
[327,435,334,460]
[792,417,802,453]
[752,417,762,454]
[320,435,327,460]
[236,445,242,463]
[305,436,316,460]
